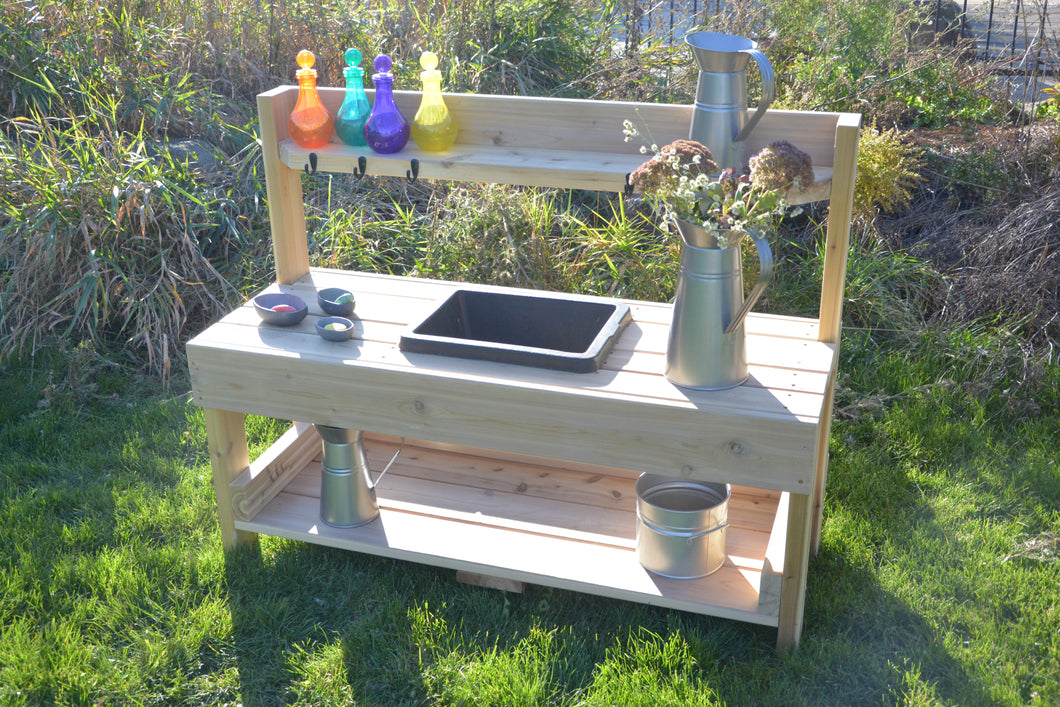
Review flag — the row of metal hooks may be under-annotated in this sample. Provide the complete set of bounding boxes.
[304,152,632,195]
[303,152,420,184]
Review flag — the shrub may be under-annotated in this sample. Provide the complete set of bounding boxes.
[762,0,1009,129]
[0,109,259,379]
[766,0,912,111]
[888,55,1010,128]
[852,121,925,222]
[413,184,573,290]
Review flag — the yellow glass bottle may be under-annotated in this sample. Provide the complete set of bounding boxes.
[410,51,457,151]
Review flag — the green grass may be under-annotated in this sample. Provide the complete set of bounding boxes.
[1,326,1057,705]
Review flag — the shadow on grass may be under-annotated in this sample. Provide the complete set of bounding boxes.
[222,525,993,706]
[795,543,991,706]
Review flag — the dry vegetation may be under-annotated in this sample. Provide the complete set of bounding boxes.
[0,0,1058,375]
[887,123,1060,340]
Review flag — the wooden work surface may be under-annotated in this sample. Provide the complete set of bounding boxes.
[188,269,835,495]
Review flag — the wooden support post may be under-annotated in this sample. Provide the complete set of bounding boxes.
[810,372,839,554]
[817,112,860,345]
[204,408,257,550]
[757,491,790,617]
[777,492,814,651]
[812,112,862,555]
[456,571,526,593]
[257,87,311,284]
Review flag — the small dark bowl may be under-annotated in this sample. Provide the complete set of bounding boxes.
[253,293,308,326]
[317,287,356,316]
[315,316,354,341]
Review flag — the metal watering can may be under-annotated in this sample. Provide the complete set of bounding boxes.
[686,31,775,169]
[316,425,402,527]
[665,222,773,390]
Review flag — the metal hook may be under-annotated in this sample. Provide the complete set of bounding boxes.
[304,152,318,175]
[406,158,419,183]
[353,155,367,179]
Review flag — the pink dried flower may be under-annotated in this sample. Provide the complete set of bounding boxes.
[623,122,813,247]
[627,139,719,194]
[748,140,815,193]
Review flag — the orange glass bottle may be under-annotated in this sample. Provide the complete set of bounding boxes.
[288,50,334,149]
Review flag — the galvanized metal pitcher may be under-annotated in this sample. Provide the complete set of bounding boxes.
[665,221,773,390]
[316,425,402,528]
[686,31,775,170]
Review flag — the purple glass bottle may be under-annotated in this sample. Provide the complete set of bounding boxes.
[363,54,410,154]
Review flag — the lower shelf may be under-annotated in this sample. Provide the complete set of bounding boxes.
[232,425,784,627]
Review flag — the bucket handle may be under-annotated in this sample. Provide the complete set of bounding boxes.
[639,517,729,539]
[725,232,773,335]
[733,48,775,144]
[694,521,729,540]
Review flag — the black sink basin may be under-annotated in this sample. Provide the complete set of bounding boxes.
[399,288,632,373]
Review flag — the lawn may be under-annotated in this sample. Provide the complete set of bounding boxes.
[1,326,1056,705]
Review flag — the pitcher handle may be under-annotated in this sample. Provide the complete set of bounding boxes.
[733,48,775,144]
[724,232,773,335]
[372,437,404,487]
[357,432,404,490]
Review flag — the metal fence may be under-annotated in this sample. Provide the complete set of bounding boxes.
[959,0,1056,66]
[633,0,1057,70]
[630,0,1057,104]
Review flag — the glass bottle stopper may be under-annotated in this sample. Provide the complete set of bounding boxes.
[420,50,440,76]
[345,48,363,72]
[375,53,393,76]
[296,49,316,75]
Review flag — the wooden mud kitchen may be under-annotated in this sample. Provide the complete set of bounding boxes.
[188,86,860,650]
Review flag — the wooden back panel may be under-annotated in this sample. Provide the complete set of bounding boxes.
[262,86,844,168]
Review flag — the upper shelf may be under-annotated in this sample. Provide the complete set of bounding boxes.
[278,139,835,203]
[261,86,843,203]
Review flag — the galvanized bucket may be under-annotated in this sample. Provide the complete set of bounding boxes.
[635,474,731,579]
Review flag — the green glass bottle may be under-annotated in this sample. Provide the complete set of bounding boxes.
[335,48,371,146]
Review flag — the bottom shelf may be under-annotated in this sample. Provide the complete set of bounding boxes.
[232,426,785,627]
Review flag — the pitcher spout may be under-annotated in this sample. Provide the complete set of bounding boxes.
[685,31,758,72]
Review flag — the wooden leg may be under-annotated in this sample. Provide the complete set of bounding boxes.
[455,571,526,593]
[777,492,814,651]
[810,381,837,555]
[204,407,258,550]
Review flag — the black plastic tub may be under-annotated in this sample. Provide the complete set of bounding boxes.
[399,288,632,373]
